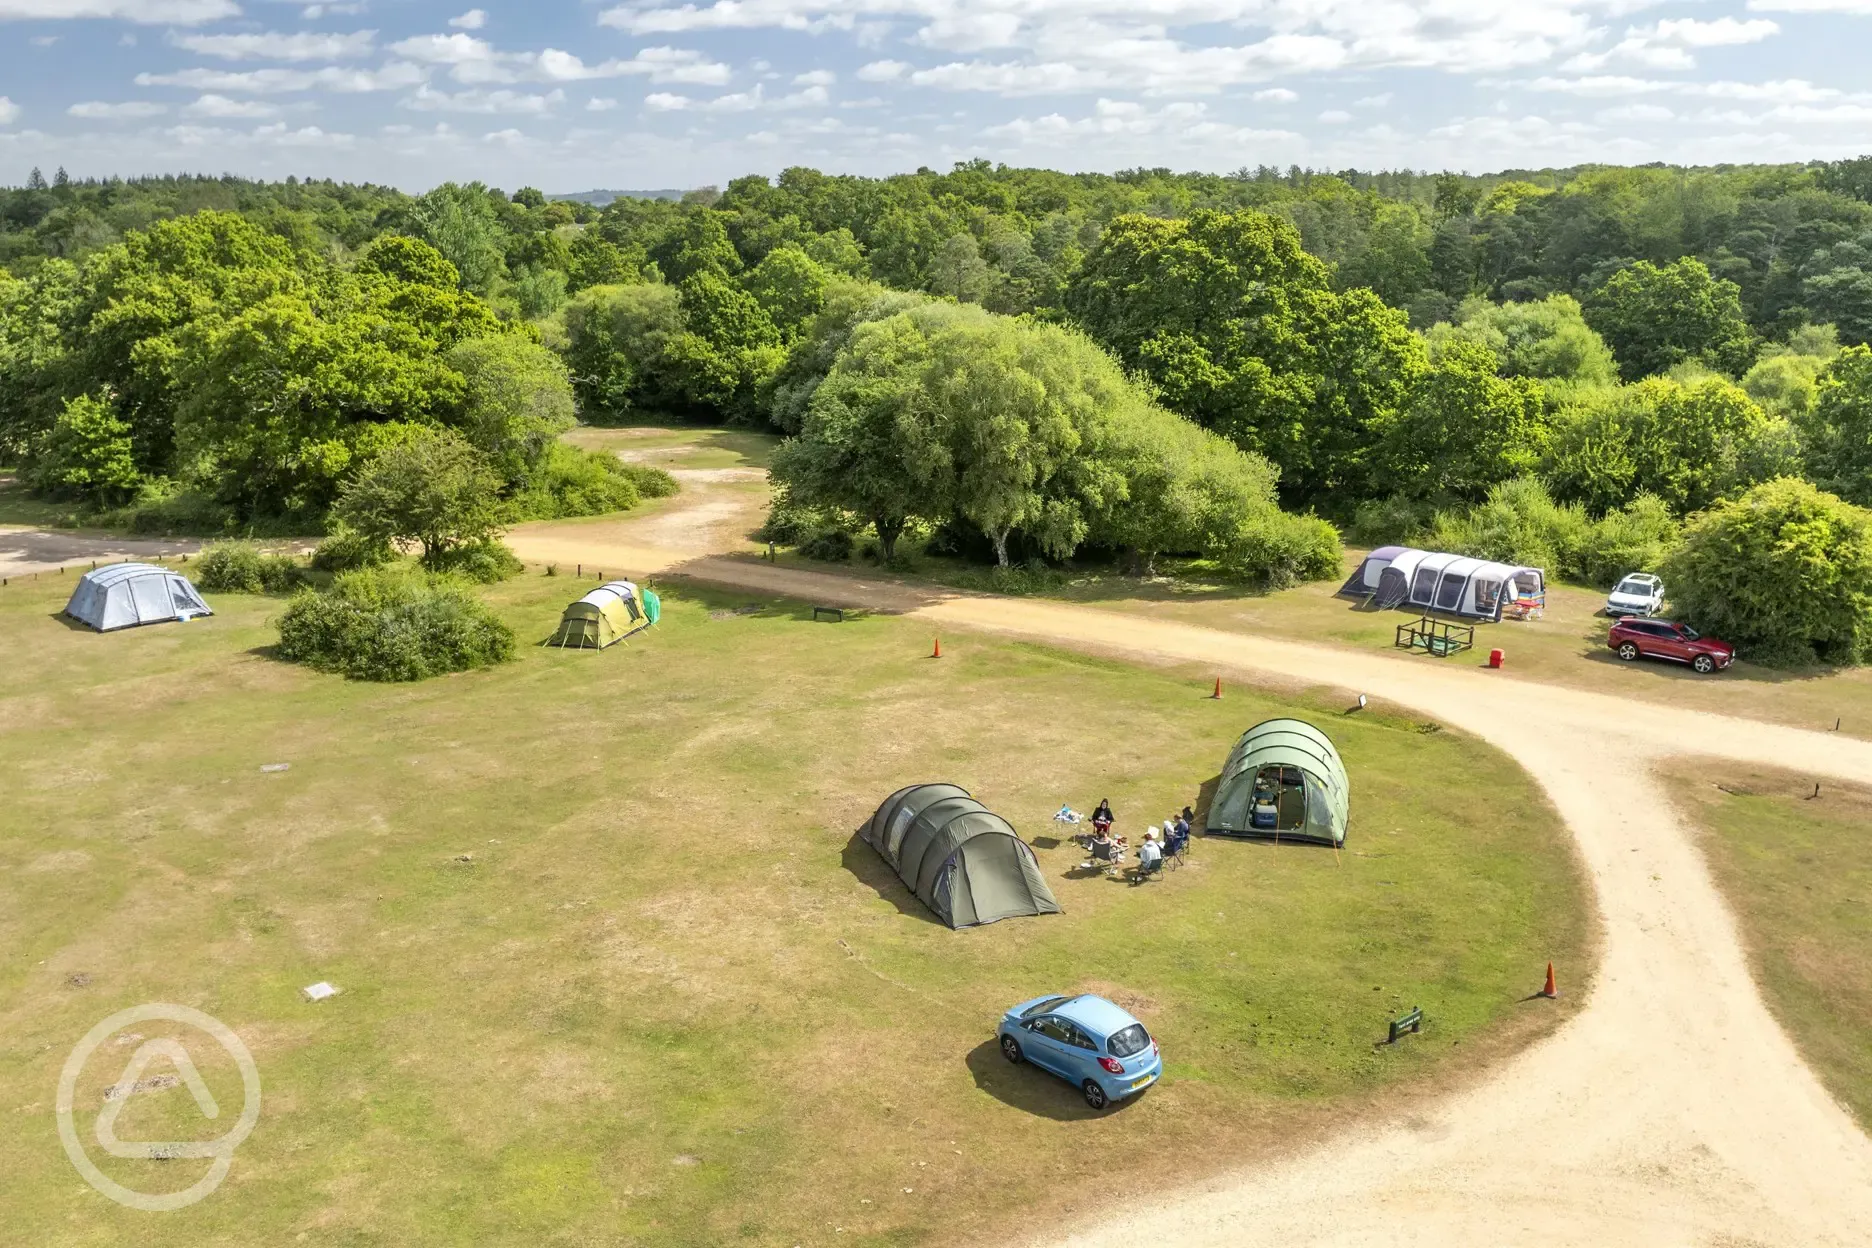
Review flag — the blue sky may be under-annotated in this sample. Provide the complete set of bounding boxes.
[2,0,1871,192]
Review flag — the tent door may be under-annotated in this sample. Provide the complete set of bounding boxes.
[129,575,171,623]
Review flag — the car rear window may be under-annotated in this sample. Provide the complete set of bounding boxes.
[1021,996,1071,1019]
[1107,1024,1150,1058]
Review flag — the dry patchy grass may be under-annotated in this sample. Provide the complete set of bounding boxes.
[0,569,1590,1248]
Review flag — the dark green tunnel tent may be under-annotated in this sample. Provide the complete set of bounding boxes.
[1206,719,1350,846]
[859,784,1061,929]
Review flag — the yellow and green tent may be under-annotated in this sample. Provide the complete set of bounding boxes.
[549,580,659,650]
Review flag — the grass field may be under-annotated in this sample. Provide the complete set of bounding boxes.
[1670,764,1872,1130]
[564,423,777,473]
[1,554,1591,1247]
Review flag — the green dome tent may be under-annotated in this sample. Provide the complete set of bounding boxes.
[859,784,1061,929]
[1206,719,1350,846]
[548,580,659,650]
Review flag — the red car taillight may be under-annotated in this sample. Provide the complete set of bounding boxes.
[1098,1057,1124,1074]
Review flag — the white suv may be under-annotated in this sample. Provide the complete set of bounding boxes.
[1605,573,1664,618]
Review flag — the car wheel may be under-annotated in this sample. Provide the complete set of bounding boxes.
[1082,1080,1108,1111]
[1617,642,1640,662]
[1000,1035,1024,1064]
[1693,654,1716,675]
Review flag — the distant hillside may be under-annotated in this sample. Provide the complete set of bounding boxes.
[551,189,688,206]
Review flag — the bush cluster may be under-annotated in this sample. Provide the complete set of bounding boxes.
[1355,478,1680,589]
[275,567,516,682]
[1662,478,1872,667]
[309,528,395,573]
[195,541,303,593]
[426,539,524,584]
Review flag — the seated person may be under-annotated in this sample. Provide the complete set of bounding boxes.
[1089,829,1122,863]
[1135,830,1164,877]
[1091,798,1114,836]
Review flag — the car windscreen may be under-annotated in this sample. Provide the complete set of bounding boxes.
[1021,996,1071,1019]
[1107,1023,1150,1058]
[1616,579,1652,595]
[1681,625,1700,640]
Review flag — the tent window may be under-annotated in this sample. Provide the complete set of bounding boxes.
[885,806,919,858]
[1471,578,1503,614]
[1435,571,1467,611]
[931,858,954,919]
[1410,567,1439,604]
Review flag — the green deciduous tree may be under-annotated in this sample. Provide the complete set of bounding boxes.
[1545,377,1798,515]
[1584,257,1757,381]
[408,183,506,293]
[444,334,576,487]
[333,428,507,566]
[25,391,140,504]
[1662,477,1872,666]
[1066,209,1425,506]
[559,282,689,418]
[1427,294,1618,390]
[1801,343,1872,506]
[1378,339,1548,502]
[741,245,829,336]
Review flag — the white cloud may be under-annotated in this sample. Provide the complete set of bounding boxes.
[794,69,836,86]
[1563,16,1779,72]
[1318,108,1352,123]
[387,32,730,86]
[68,99,167,119]
[29,33,56,45]
[1354,92,1394,107]
[402,85,567,115]
[484,128,525,143]
[160,122,355,149]
[0,97,20,126]
[1597,103,1674,122]
[301,2,366,16]
[1748,0,1872,11]
[184,94,281,118]
[137,63,427,93]
[645,82,827,112]
[172,31,377,61]
[587,96,620,111]
[0,0,236,21]
[1252,87,1297,103]
[857,59,909,82]
[449,8,488,29]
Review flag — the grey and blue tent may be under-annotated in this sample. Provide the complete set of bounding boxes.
[1206,719,1350,846]
[63,562,212,633]
[859,784,1061,929]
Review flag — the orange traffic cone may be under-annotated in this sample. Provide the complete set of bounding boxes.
[1211,677,1223,699]
[932,637,942,659]
[1540,962,1558,999]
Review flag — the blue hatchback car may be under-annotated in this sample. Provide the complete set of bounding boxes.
[997,993,1162,1110]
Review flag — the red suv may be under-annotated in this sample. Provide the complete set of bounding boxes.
[1607,618,1735,674]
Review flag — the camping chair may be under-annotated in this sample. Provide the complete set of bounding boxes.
[1130,852,1165,885]
[1086,838,1126,876]
[1163,826,1190,869]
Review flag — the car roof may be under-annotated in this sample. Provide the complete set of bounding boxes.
[1052,994,1142,1036]
[1618,573,1661,584]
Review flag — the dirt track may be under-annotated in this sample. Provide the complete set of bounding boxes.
[17,466,1872,1244]
[505,511,1872,1246]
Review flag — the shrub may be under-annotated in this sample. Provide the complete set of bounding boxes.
[1661,477,1872,667]
[195,541,302,593]
[1210,509,1345,588]
[798,527,855,562]
[426,539,523,584]
[1347,494,1437,547]
[1426,477,1591,573]
[1574,494,1679,587]
[310,527,395,573]
[276,566,516,682]
[514,443,640,520]
[618,462,678,499]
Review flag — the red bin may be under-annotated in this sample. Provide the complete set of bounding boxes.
[1488,648,1504,668]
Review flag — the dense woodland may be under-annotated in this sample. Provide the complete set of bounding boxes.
[5,158,1872,662]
